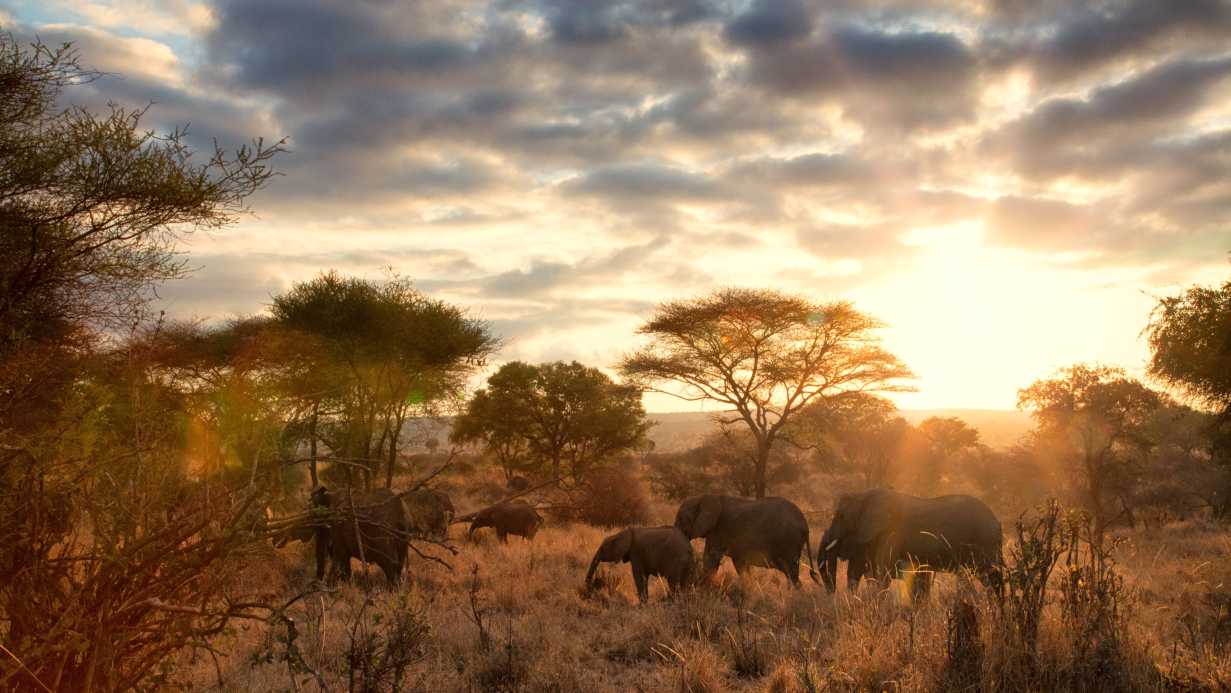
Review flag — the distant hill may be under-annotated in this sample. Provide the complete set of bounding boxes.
[645,409,1032,452]
[408,408,1033,453]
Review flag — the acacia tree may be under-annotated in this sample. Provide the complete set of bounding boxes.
[0,36,283,691]
[1146,276,1231,462]
[270,272,496,488]
[1017,364,1165,541]
[620,288,913,498]
[142,317,323,487]
[451,361,649,485]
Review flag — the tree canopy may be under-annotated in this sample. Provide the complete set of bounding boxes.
[270,271,497,486]
[1018,364,1166,539]
[1146,276,1231,463]
[620,287,913,497]
[1146,277,1231,412]
[0,36,283,690]
[451,361,649,485]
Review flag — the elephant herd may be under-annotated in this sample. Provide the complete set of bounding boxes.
[275,485,1005,604]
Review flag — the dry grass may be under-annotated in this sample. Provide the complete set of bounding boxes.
[179,488,1231,692]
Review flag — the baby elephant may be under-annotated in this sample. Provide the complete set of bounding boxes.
[466,500,543,542]
[585,526,694,603]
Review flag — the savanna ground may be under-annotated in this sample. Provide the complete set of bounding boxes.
[184,468,1231,692]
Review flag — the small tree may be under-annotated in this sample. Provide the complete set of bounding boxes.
[917,416,981,492]
[1017,364,1165,540]
[450,363,536,480]
[793,393,908,487]
[620,288,913,498]
[451,361,649,485]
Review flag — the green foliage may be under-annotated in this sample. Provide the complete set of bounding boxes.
[451,361,649,484]
[0,35,284,691]
[1147,277,1231,468]
[1146,278,1231,412]
[270,272,496,486]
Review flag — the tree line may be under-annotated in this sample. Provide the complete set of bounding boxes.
[2,34,1230,691]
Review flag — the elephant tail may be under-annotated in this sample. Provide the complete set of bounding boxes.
[803,525,820,585]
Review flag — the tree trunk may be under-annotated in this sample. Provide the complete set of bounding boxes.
[308,403,319,487]
[385,414,402,489]
[754,437,770,499]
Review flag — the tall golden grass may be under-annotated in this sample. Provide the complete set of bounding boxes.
[185,477,1231,692]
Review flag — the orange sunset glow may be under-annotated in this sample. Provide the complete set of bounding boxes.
[8,1,1228,413]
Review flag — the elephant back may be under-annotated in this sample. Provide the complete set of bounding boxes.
[401,488,452,537]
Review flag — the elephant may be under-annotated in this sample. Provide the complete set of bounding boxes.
[464,499,543,542]
[401,488,454,540]
[673,495,819,587]
[506,475,531,493]
[817,488,1003,598]
[305,486,412,586]
[585,526,694,603]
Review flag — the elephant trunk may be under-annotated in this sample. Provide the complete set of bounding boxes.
[585,551,603,586]
[818,527,839,593]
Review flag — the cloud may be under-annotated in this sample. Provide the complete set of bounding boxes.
[563,163,722,201]
[996,0,1231,83]
[740,23,979,131]
[723,0,812,46]
[13,0,1231,380]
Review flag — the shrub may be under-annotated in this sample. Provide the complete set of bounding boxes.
[562,465,650,527]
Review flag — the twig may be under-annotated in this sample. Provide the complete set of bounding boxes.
[0,641,54,693]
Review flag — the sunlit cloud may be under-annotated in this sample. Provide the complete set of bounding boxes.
[6,0,1229,410]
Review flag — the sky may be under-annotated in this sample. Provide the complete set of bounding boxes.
[5,0,1230,412]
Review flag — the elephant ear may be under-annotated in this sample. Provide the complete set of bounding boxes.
[692,495,723,537]
[853,490,899,546]
[609,528,635,562]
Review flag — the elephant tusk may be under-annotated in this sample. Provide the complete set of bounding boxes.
[825,540,838,551]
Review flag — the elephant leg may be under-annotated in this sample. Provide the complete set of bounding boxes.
[980,561,1005,599]
[908,569,933,602]
[847,556,866,591]
[632,563,649,604]
[497,528,508,543]
[380,558,403,587]
[775,553,801,588]
[731,556,748,576]
[314,534,330,581]
[335,555,353,582]
[701,543,724,581]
